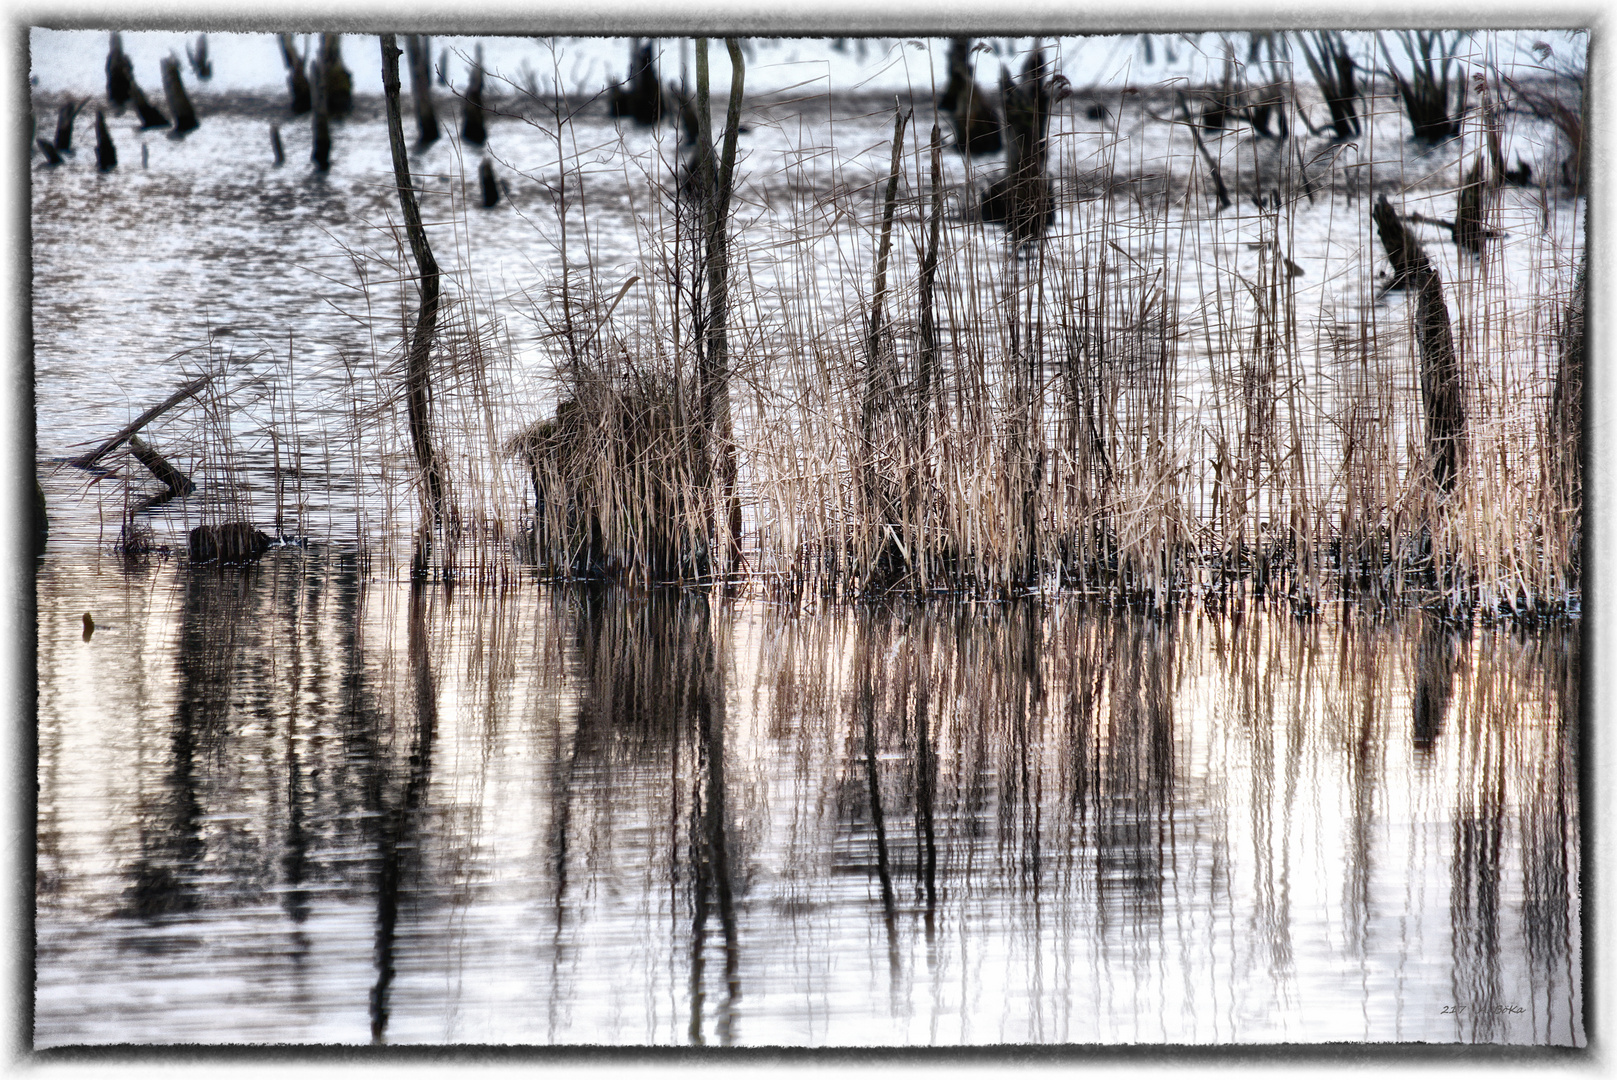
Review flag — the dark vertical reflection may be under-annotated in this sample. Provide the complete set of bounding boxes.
[1094,616,1176,932]
[855,609,900,987]
[563,590,741,1046]
[913,617,938,939]
[688,595,739,1046]
[123,570,252,919]
[1519,627,1580,1044]
[368,581,439,1044]
[1413,612,1459,755]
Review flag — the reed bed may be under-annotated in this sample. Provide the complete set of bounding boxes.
[111,34,1580,620]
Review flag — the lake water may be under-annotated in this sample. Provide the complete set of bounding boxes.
[29,31,1584,1049]
[34,550,1582,1046]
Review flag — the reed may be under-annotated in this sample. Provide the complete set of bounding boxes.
[109,35,1576,619]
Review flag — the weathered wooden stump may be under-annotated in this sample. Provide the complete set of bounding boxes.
[1373,193,1466,493]
[280,34,311,115]
[187,33,212,80]
[405,35,439,146]
[106,33,134,110]
[462,45,487,145]
[94,109,117,171]
[270,123,284,166]
[160,57,199,134]
[130,80,170,130]
[319,34,353,117]
[479,157,499,207]
[608,39,668,126]
[54,98,85,152]
[939,38,1002,156]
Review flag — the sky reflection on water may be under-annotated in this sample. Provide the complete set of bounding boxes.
[34,552,1581,1047]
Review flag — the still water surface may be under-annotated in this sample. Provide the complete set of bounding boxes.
[36,550,1580,1046]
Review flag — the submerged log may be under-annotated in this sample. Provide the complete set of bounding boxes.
[609,39,668,126]
[280,34,311,115]
[270,122,284,165]
[939,38,1001,156]
[94,109,116,171]
[54,98,85,152]
[188,522,272,564]
[127,435,194,496]
[160,56,199,134]
[106,32,133,110]
[479,157,499,207]
[405,35,439,147]
[187,33,212,81]
[1373,193,1466,493]
[462,44,487,145]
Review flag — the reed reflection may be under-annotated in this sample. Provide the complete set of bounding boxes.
[561,589,741,1045]
[38,556,1581,1046]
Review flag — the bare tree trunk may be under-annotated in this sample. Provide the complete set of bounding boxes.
[380,34,446,571]
[695,39,746,574]
[1373,194,1465,494]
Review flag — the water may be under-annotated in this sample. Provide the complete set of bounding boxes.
[30,32,1584,1048]
[35,551,1579,1046]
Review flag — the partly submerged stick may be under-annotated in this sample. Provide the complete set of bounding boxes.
[380,34,446,535]
[69,371,214,470]
[127,435,195,496]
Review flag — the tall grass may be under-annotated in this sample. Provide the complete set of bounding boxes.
[180,34,1580,619]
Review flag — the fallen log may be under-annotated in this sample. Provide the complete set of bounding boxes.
[69,372,215,470]
[127,435,194,496]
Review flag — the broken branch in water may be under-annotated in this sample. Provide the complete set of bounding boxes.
[127,434,195,497]
[68,371,216,470]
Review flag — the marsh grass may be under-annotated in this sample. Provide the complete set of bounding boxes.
[112,34,1580,619]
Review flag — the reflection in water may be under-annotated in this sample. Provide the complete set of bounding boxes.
[34,554,1582,1046]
